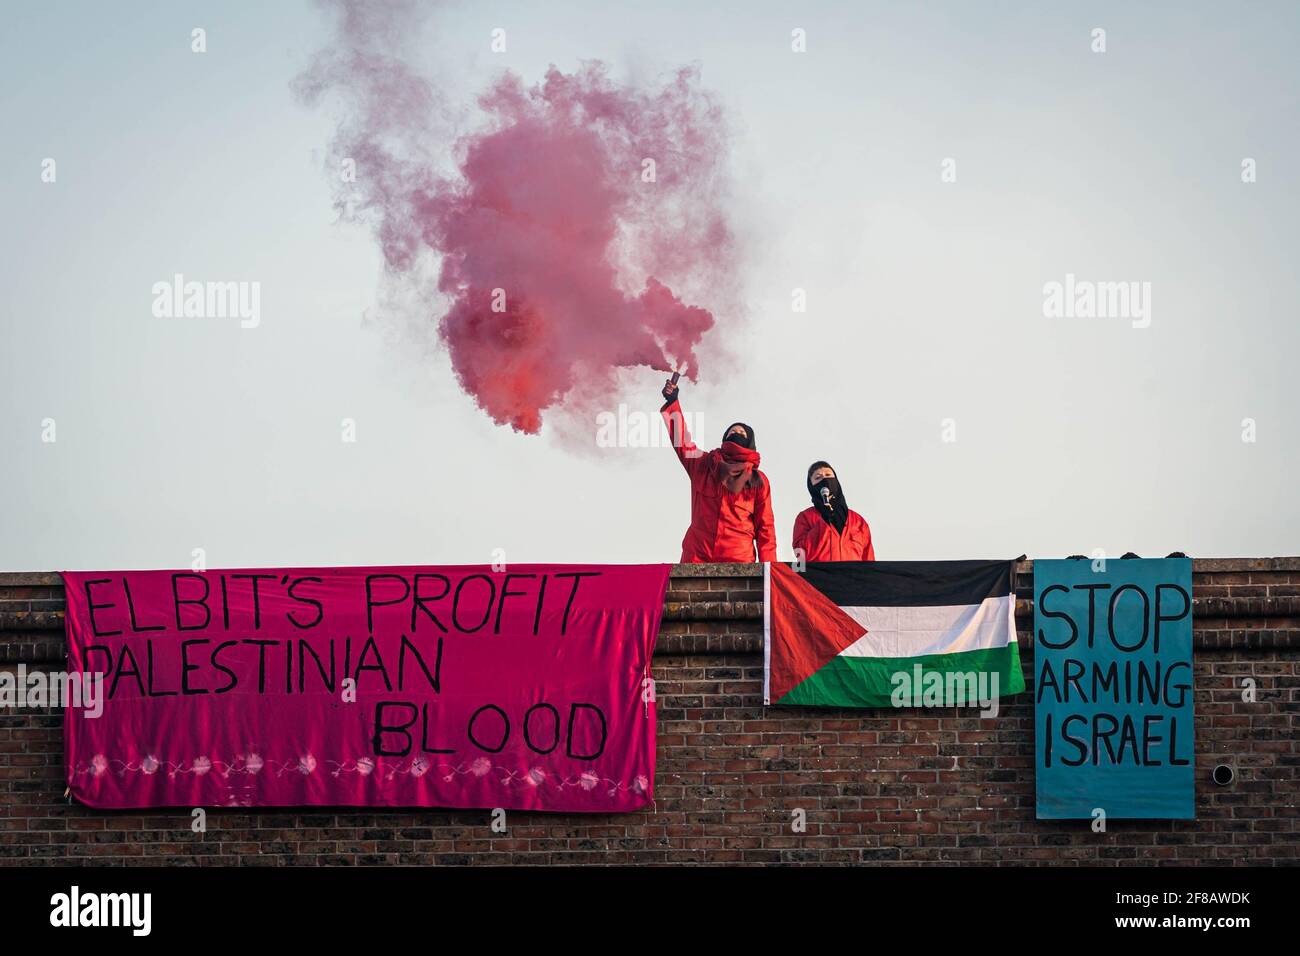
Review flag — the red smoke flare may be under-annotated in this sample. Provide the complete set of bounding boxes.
[297,1,736,434]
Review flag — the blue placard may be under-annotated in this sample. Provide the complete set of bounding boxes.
[1034,558,1195,819]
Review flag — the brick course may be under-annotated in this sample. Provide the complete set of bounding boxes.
[1,561,1296,865]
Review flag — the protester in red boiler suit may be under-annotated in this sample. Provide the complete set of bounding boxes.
[660,378,777,563]
[792,461,875,561]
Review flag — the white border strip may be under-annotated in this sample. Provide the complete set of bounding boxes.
[762,562,772,705]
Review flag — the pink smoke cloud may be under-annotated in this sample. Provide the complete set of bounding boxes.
[297,1,738,434]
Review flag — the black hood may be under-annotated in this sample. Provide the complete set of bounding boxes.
[722,422,755,450]
[807,460,849,532]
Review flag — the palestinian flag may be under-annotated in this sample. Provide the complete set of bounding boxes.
[764,560,1024,708]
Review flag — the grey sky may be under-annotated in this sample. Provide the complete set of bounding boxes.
[2,0,1297,570]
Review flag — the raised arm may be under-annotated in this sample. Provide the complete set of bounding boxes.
[660,378,706,477]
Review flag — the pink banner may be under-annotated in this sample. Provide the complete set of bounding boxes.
[62,564,669,812]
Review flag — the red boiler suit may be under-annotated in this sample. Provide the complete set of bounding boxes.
[792,508,875,561]
[662,399,777,563]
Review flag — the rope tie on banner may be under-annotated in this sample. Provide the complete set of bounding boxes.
[644,659,657,813]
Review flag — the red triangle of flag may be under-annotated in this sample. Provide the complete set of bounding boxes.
[767,561,867,704]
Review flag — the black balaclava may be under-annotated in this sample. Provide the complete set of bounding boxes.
[722,422,755,450]
[807,460,849,532]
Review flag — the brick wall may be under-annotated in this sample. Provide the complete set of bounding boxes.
[1,560,1296,866]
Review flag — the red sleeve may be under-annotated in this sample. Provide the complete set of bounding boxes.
[792,509,810,558]
[862,517,875,561]
[661,398,705,478]
[754,474,777,562]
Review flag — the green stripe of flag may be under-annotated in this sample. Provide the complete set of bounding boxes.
[777,644,1025,708]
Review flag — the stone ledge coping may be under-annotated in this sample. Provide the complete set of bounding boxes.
[3,595,1294,633]
[3,556,1297,588]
